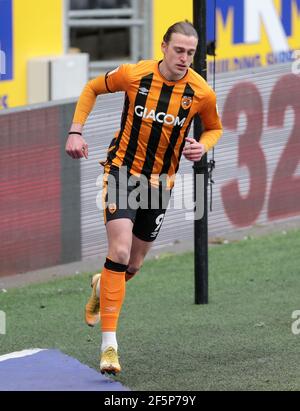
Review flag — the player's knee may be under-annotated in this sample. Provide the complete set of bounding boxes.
[110,246,131,265]
[128,253,146,272]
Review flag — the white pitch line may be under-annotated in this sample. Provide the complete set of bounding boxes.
[0,348,46,363]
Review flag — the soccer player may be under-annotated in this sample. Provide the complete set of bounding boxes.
[65,21,223,375]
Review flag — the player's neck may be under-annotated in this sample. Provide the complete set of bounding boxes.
[158,60,187,82]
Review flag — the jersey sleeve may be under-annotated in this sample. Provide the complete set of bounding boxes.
[72,64,131,125]
[104,64,131,93]
[198,89,223,152]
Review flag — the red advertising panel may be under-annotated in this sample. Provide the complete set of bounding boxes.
[0,107,62,275]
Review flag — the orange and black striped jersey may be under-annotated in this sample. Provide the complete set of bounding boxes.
[73,60,222,183]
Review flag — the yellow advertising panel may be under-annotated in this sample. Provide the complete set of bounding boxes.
[153,0,300,75]
[153,0,193,59]
[0,0,63,109]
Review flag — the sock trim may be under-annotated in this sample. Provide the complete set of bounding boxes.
[104,257,128,272]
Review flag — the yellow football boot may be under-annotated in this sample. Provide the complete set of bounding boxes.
[100,346,121,375]
[85,273,101,327]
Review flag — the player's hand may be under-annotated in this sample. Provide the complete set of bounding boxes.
[182,137,205,162]
[65,134,88,159]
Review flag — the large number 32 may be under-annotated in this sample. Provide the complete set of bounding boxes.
[221,74,300,227]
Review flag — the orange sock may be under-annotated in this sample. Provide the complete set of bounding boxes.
[100,259,127,332]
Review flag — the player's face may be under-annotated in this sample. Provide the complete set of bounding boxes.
[161,33,198,81]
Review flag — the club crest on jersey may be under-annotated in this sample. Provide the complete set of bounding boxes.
[108,203,117,214]
[181,95,193,110]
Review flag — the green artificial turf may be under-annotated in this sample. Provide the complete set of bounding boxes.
[1,229,300,391]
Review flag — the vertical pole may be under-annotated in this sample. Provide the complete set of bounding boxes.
[64,0,70,54]
[131,0,139,62]
[193,0,208,304]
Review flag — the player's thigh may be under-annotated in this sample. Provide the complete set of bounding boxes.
[106,218,134,263]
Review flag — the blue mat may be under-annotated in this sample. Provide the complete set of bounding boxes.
[0,349,129,391]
